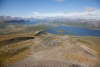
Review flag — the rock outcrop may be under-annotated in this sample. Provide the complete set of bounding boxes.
[34,30,48,36]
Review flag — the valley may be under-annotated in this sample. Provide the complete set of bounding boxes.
[0,16,100,67]
[1,0,100,67]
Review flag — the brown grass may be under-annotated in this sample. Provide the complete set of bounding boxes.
[0,32,35,41]
[65,54,96,63]
[72,36,100,60]
[0,32,36,67]
[3,47,31,66]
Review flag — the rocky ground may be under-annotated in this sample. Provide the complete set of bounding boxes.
[3,34,100,67]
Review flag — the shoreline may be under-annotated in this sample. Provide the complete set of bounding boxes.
[61,24,100,30]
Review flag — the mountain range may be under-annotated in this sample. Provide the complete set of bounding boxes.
[0,15,100,29]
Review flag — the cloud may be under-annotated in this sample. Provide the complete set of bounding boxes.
[53,0,65,2]
[33,11,40,15]
[85,7,95,11]
[25,7,100,19]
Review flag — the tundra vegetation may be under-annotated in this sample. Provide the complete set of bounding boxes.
[0,23,100,67]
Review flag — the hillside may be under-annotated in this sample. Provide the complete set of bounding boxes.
[52,19,100,30]
[0,32,100,67]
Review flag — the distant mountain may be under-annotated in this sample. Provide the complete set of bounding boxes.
[0,16,30,23]
[0,15,100,29]
[0,16,21,20]
[4,19,30,23]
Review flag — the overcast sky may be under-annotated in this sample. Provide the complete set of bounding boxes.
[0,0,100,19]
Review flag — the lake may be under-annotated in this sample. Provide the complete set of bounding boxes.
[26,21,100,37]
[46,26,100,37]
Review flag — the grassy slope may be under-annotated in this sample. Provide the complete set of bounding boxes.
[0,32,37,66]
[73,36,100,58]
[0,33,100,67]
[0,23,100,67]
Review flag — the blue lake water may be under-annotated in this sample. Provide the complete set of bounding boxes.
[25,22,100,37]
[25,22,38,25]
[46,26,100,37]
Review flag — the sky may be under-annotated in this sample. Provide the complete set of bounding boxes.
[0,0,100,19]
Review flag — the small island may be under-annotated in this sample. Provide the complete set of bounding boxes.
[56,29,66,34]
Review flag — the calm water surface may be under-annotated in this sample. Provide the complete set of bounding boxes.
[46,26,100,37]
